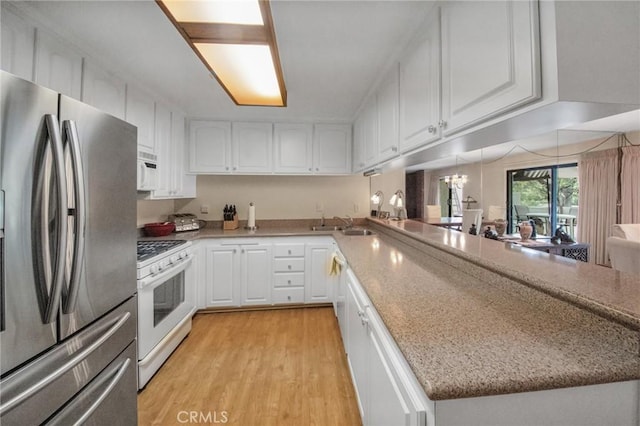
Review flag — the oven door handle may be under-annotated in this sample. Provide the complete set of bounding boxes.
[137,256,192,291]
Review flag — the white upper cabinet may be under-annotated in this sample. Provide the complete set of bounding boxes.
[398,8,441,152]
[313,124,352,175]
[189,120,232,173]
[1,7,35,81]
[125,86,156,154]
[232,122,273,174]
[34,28,83,99]
[377,65,400,162]
[273,123,313,174]
[81,60,126,119]
[172,112,196,198]
[352,98,377,172]
[440,0,540,135]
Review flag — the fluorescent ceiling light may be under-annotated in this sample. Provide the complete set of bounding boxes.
[157,0,287,106]
[161,0,264,25]
[195,43,282,106]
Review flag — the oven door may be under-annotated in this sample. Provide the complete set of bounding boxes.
[137,256,194,360]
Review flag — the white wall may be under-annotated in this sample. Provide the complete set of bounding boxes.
[174,174,370,221]
[137,199,175,227]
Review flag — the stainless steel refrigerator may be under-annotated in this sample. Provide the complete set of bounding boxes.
[0,71,138,424]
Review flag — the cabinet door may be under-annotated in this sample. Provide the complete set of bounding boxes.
[441,0,540,135]
[171,111,196,198]
[377,65,400,162]
[352,114,367,172]
[362,100,378,168]
[305,244,333,303]
[81,60,126,119]
[125,86,156,154]
[232,122,273,173]
[241,244,272,306]
[313,124,352,174]
[346,275,369,423]
[1,7,35,81]
[34,29,82,99]
[189,120,232,173]
[368,328,412,426]
[399,8,440,152]
[273,123,313,174]
[152,102,172,197]
[205,246,239,307]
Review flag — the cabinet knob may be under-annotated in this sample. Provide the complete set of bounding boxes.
[288,265,292,270]
[315,168,319,171]
[287,280,291,285]
[308,168,312,171]
[233,166,237,170]
[438,120,447,129]
[392,146,398,152]
[287,295,291,301]
[233,249,237,253]
[241,249,245,254]
[226,166,229,171]
[288,250,292,255]
[427,125,436,134]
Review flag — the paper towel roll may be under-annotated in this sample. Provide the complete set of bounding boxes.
[248,203,256,228]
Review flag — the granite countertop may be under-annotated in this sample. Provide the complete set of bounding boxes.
[366,218,640,330]
[140,219,640,400]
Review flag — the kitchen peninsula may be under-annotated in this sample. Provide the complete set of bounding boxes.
[145,219,640,425]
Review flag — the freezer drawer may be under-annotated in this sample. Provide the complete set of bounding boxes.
[44,341,137,426]
[0,296,137,425]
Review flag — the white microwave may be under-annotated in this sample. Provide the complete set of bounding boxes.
[137,151,158,191]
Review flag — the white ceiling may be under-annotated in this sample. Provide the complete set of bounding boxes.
[15,0,433,122]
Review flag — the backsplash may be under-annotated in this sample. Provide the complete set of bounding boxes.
[137,199,175,227]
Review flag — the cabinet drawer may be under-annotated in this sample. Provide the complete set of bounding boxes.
[273,244,305,257]
[273,258,305,272]
[273,272,305,288]
[272,287,305,304]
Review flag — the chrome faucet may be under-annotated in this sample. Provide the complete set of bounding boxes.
[333,215,354,229]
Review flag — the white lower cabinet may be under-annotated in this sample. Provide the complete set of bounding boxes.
[201,237,336,309]
[344,269,428,426]
[203,241,271,307]
[305,243,335,303]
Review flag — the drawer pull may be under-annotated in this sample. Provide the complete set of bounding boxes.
[287,280,291,285]
[288,249,292,255]
[287,296,291,301]
[288,265,292,270]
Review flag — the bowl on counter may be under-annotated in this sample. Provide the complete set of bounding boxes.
[143,222,175,237]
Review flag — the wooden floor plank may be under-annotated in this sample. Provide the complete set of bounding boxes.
[138,307,361,426]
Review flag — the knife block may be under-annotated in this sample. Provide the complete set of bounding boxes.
[223,214,239,230]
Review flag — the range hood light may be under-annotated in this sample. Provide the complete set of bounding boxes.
[363,168,382,177]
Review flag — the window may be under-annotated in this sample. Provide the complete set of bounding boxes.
[507,163,579,237]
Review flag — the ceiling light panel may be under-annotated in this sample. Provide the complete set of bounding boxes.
[161,0,264,25]
[195,43,283,106]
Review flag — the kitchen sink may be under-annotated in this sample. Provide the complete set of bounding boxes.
[310,225,342,231]
[342,228,375,236]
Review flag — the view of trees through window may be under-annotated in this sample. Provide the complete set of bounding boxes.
[507,164,579,237]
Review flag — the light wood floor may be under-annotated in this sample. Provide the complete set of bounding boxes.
[138,307,361,426]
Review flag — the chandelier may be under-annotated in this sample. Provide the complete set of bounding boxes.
[444,174,467,188]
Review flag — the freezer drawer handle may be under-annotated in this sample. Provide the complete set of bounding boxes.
[32,114,68,324]
[61,120,86,314]
[45,358,132,426]
[0,311,130,416]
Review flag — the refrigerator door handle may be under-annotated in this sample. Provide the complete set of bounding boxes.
[61,120,86,314]
[0,189,4,332]
[0,310,131,415]
[32,114,68,324]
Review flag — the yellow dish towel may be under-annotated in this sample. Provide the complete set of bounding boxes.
[329,254,342,276]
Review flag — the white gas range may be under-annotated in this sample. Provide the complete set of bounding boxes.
[136,239,195,389]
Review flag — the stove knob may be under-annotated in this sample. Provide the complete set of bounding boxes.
[170,255,178,264]
[150,264,159,275]
[179,251,187,259]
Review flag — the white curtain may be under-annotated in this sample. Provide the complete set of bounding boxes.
[620,145,640,223]
[578,149,619,265]
[427,173,440,205]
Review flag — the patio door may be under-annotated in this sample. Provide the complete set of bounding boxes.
[507,164,579,237]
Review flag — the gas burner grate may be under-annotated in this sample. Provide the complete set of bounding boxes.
[137,240,187,262]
